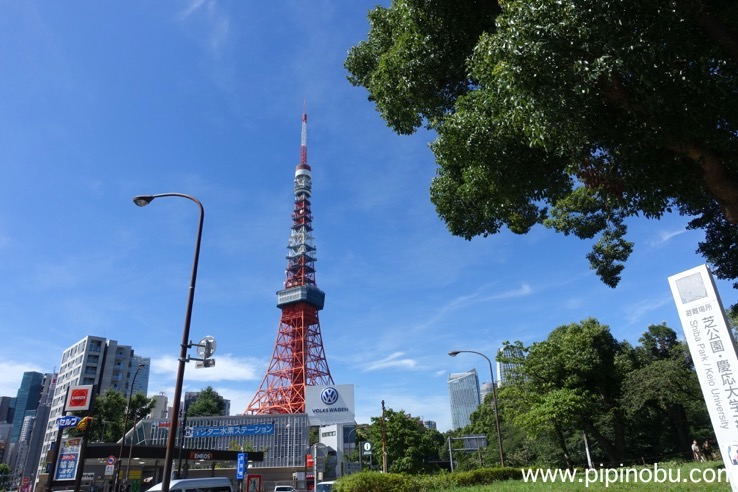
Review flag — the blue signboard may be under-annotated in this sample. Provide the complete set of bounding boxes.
[236,452,247,480]
[54,437,82,481]
[57,416,81,429]
[191,423,274,438]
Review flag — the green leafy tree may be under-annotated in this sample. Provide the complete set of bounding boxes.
[90,389,128,442]
[366,407,445,474]
[499,322,713,467]
[187,386,226,417]
[128,392,156,425]
[499,319,629,466]
[458,393,504,469]
[346,0,738,288]
[0,463,11,490]
[68,390,155,442]
[622,324,709,459]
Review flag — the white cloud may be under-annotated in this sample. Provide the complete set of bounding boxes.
[364,352,418,372]
[0,361,45,397]
[417,283,534,330]
[177,0,207,21]
[150,354,262,383]
[214,387,253,416]
[175,0,230,58]
[624,297,672,326]
[651,228,688,246]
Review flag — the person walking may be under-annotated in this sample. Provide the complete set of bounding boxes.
[692,439,704,461]
[702,440,713,461]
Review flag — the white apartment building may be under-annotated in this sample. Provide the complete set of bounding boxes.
[37,336,149,481]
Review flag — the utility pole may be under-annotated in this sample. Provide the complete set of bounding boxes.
[380,400,387,473]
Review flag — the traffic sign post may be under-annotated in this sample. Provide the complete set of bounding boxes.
[236,452,247,480]
[360,442,373,470]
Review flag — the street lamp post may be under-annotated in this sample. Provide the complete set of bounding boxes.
[125,363,147,486]
[344,424,368,473]
[133,193,205,492]
[448,350,505,467]
[115,363,146,492]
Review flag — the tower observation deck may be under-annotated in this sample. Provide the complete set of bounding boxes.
[245,111,334,414]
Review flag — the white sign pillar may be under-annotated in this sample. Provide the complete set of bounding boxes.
[669,264,738,491]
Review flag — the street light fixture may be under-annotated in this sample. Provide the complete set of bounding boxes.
[133,193,205,492]
[115,362,146,492]
[448,350,505,467]
[344,424,369,472]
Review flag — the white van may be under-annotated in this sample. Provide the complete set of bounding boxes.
[147,477,233,492]
[315,482,335,492]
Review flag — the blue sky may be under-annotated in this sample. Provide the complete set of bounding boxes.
[0,1,734,433]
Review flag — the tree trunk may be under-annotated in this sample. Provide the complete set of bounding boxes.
[554,423,574,470]
[581,420,621,464]
[667,404,693,460]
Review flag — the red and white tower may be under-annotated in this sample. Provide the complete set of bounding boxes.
[246,112,334,414]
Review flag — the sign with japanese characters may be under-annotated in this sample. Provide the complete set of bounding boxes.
[57,416,81,429]
[237,452,247,480]
[54,437,82,481]
[669,265,738,492]
[190,423,274,438]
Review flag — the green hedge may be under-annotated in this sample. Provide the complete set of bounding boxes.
[333,467,522,492]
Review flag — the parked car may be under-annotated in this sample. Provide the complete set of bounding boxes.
[273,486,296,492]
[315,482,335,492]
[147,477,233,492]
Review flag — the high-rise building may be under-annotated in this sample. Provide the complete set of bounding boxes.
[480,381,494,402]
[131,356,151,397]
[37,336,149,478]
[497,344,525,387]
[9,372,43,444]
[423,420,437,431]
[6,372,54,487]
[0,396,13,424]
[148,393,168,420]
[448,369,481,429]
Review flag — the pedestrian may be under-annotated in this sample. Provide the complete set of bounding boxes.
[692,439,703,461]
[702,440,713,461]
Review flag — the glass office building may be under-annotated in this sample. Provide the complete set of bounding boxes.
[448,369,481,429]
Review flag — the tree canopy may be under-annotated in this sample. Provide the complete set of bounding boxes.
[366,407,445,473]
[496,321,710,466]
[187,386,227,417]
[68,389,155,443]
[346,0,738,288]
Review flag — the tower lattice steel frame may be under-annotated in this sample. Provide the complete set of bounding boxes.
[246,111,334,414]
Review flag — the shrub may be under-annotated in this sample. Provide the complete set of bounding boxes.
[333,472,414,492]
[332,467,522,492]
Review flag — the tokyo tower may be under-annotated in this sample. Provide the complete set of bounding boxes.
[245,111,334,414]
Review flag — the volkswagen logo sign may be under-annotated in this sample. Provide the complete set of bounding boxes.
[320,387,339,405]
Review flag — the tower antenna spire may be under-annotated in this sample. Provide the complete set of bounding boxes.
[300,106,308,166]
[246,109,333,414]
